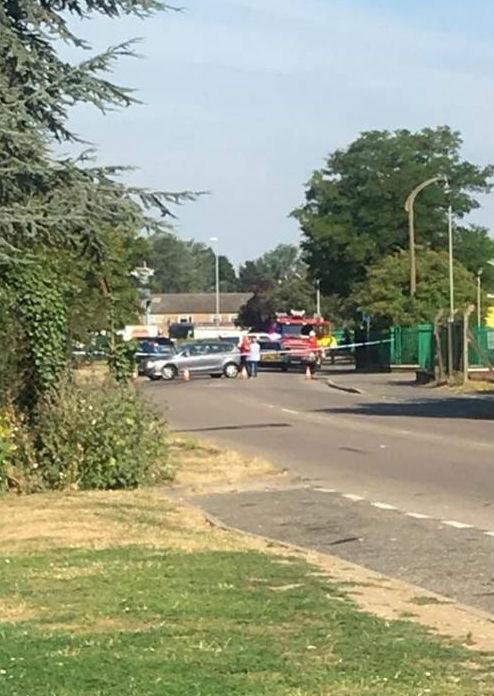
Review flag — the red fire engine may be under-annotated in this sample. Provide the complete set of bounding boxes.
[273,313,332,370]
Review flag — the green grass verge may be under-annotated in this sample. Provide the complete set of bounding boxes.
[0,545,492,695]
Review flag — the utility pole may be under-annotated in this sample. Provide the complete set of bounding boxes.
[445,183,455,377]
[404,175,447,296]
[209,237,220,325]
[477,269,483,328]
[462,305,475,385]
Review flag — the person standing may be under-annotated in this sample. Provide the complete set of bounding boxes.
[247,336,261,378]
[239,335,251,372]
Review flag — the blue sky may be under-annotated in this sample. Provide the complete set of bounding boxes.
[67,0,494,264]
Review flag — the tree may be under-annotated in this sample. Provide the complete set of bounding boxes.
[239,244,306,291]
[454,226,494,291]
[269,277,316,315]
[237,275,321,330]
[0,0,195,409]
[292,127,493,299]
[352,249,479,327]
[148,233,238,293]
[236,293,276,331]
[218,256,239,292]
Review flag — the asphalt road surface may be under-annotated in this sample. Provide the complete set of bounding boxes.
[143,369,494,614]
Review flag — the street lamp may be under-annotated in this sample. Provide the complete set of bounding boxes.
[442,179,455,325]
[442,178,456,376]
[315,279,321,317]
[130,262,155,325]
[209,237,220,326]
[404,175,447,296]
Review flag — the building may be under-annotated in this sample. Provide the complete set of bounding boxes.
[148,292,253,329]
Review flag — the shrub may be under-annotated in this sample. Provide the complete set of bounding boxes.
[0,406,39,493]
[33,381,172,490]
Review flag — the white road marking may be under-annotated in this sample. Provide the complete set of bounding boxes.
[441,520,473,529]
[262,403,275,409]
[372,502,397,511]
[308,488,484,535]
[281,408,299,415]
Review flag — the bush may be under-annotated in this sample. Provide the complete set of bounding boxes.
[0,406,39,493]
[1,381,172,493]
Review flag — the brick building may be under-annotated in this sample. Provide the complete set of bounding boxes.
[147,292,252,329]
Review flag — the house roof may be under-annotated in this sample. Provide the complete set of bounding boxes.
[149,293,253,314]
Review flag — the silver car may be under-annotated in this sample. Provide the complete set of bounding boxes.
[144,341,241,381]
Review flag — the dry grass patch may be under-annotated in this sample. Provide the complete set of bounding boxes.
[0,489,270,556]
[170,436,277,490]
[0,596,41,623]
[72,361,109,386]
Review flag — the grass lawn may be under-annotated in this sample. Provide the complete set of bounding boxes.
[0,490,492,695]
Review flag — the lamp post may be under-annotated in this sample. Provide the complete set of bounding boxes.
[315,279,321,317]
[209,237,220,326]
[443,179,455,376]
[477,269,483,328]
[130,262,155,325]
[404,175,447,296]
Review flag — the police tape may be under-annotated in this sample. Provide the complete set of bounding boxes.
[73,338,392,360]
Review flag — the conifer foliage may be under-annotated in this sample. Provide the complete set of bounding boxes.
[0,0,191,410]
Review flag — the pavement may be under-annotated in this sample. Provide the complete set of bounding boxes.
[142,366,494,615]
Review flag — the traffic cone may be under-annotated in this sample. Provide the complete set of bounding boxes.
[241,365,248,379]
[182,368,190,382]
[305,364,312,380]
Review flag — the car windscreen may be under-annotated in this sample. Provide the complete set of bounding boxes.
[139,341,174,354]
[260,342,281,351]
[277,324,302,337]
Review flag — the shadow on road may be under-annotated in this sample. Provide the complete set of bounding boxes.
[173,422,292,433]
[313,397,494,420]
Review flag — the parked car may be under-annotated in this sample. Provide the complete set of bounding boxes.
[258,340,289,371]
[143,341,241,380]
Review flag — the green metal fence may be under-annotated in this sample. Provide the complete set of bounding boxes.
[390,324,434,371]
[469,327,494,368]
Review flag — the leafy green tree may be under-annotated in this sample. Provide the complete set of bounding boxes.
[237,276,321,330]
[236,293,276,331]
[353,249,479,327]
[454,225,494,290]
[218,256,239,292]
[148,233,238,293]
[239,244,305,291]
[293,127,493,299]
[269,277,316,315]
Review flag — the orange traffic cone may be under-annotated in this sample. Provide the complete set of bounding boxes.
[241,365,248,379]
[182,368,191,382]
[305,364,312,380]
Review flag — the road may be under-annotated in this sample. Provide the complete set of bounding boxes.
[143,368,494,614]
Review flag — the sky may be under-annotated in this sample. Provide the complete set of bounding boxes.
[66,0,494,264]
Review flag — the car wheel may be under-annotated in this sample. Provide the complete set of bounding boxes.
[224,363,239,379]
[161,365,177,381]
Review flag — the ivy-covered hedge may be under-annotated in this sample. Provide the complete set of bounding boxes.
[0,382,172,493]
